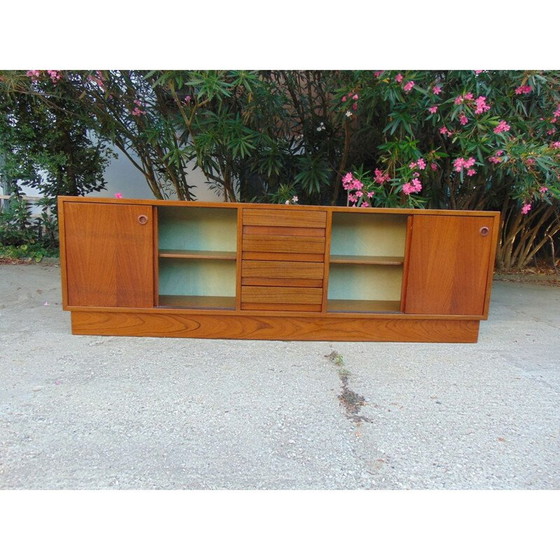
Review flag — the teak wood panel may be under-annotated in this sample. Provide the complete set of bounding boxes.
[242,233,326,255]
[242,208,327,228]
[71,310,480,343]
[62,202,154,308]
[240,206,328,312]
[404,215,497,316]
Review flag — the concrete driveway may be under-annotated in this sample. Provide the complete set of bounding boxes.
[0,262,558,490]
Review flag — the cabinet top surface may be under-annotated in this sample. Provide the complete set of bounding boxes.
[57,196,500,217]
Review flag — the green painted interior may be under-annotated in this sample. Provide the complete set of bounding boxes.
[159,260,236,297]
[330,213,407,257]
[327,263,403,301]
[158,207,238,252]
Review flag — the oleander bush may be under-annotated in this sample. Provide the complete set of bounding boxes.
[1,70,559,269]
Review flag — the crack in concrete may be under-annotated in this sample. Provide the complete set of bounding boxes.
[326,351,372,425]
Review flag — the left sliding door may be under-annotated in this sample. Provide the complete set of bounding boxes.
[60,200,155,308]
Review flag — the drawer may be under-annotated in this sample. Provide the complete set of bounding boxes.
[243,208,327,228]
[243,234,326,255]
[242,260,324,287]
[241,286,323,312]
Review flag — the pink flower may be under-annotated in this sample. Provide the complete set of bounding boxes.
[395,73,403,83]
[454,95,464,105]
[184,95,192,103]
[521,203,532,215]
[342,96,347,102]
[131,107,146,116]
[361,201,370,207]
[374,168,390,184]
[374,71,384,77]
[47,70,62,83]
[402,178,422,195]
[464,92,474,101]
[416,158,426,170]
[515,85,532,95]
[547,128,555,135]
[539,186,549,193]
[467,168,477,176]
[459,114,469,126]
[115,193,123,199]
[352,103,358,110]
[554,105,560,118]
[439,126,453,137]
[494,120,511,134]
[428,106,438,114]
[430,163,438,171]
[26,70,41,81]
[453,158,465,172]
[551,141,560,149]
[352,94,359,100]
[432,85,442,95]
[403,81,415,93]
[454,157,476,172]
[474,96,491,114]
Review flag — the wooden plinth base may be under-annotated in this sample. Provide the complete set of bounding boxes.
[70,311,480,343]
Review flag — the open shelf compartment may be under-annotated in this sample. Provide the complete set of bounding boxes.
[157,206,238,309]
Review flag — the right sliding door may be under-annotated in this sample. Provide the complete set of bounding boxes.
[404,214,498,316]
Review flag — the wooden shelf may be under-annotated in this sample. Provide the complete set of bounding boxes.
[330,255,404,265]
[327,299,402,313]
[159,250,237,260]
[158,295,236,310]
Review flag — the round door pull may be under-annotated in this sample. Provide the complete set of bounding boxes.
[138,214,149,225]
[480,226,490,236]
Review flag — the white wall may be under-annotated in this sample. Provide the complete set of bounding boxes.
[14,146,224,202]
[92,147,224,202]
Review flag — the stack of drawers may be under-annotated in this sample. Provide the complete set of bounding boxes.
[240,208,327,312]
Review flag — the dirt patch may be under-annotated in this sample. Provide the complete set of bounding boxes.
[494,267,560,287]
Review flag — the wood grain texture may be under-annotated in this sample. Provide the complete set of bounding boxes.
[71,311,480,342]
[242,208,327,228]
[241,286,323,305]
[242,234,326,255]
[404,215,496,316]
[242,260,324,280]
[62,202,154,308]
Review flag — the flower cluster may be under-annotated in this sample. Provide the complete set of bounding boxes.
[402,177,422,195]
[284,196,299,205]
[488,150,504,164]
[342,91,359,118]
[373,168,391,184]
[494,120,511,134]
[131,99,146,116]
[515,85,532,95]
[409,158,426,170]
[474,96,491,114]
[342,172,375,207]
[453,157,477,176]
[26,70,62,84]
[403,81,415,93]
[521,202,532,214]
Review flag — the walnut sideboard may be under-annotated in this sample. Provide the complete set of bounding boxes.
[58,197,500,342]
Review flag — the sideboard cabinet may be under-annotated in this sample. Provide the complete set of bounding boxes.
[58,197,500,343]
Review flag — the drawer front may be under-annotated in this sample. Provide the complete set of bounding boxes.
[243,208,327,228]
[243,232,326,256]
[242,260,324,287]
[241,286,323,312]
[240,207,328,312]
